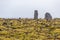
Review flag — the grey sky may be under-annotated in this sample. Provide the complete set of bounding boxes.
[0,0,60,18]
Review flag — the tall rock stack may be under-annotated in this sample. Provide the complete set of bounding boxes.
[45,12,52,21]
[34,10,38,19]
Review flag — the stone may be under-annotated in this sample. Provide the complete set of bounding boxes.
[45,12,52,21]
[34,10,38,19]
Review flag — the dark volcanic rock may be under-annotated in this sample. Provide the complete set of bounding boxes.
[34,10,38,19]
[45,12,52,21]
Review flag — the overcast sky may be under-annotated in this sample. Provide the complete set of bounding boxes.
[0,0,60,18]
